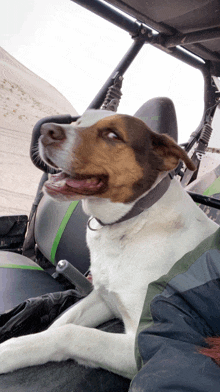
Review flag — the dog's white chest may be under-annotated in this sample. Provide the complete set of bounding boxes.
[86,217,177,330]
[86,224,140,325]
[85,181,219,332]
[88,229,127,314]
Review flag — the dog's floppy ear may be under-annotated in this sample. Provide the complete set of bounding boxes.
[150,132,196,172]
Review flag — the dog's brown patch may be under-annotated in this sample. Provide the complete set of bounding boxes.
[149,131,195,172]
[41,114,195,203]
[69,115,194,203]
[70,118,144,203]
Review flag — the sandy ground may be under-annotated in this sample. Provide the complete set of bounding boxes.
[0,46,77,216]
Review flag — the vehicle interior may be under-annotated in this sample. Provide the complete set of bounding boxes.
[0,0,220,387]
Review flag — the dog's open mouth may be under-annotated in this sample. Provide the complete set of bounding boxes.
[44,171,108,197]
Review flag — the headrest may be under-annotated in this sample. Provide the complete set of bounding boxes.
[134,97,178,142]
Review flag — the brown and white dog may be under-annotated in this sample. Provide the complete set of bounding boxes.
[0,110,218,377]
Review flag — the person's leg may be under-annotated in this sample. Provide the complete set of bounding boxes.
[129,341,220,392]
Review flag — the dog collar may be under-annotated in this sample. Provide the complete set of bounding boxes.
[88,173,173,230]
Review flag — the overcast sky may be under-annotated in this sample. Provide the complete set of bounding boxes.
[1,0,205,143]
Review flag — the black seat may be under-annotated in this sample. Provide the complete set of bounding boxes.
[0,251,64,313]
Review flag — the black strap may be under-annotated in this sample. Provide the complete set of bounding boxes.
[89,174,172,228]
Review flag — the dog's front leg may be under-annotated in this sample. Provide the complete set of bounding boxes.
[49,289,114,329]
[0,324,137,379]
[64,324,137,379]
[0,328,62,374]
[0,290,116,375]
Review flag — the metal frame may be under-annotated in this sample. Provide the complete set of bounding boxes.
[161,27,220,49]
[71,0,220,210]
[71,0,214,70]
[72,0,220,64]
[72,0,140,36]
[87,38,145,109]
[72,0,217,114]
[188,192,220,210]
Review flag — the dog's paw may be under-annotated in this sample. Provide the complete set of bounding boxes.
[0,337,22,374]
[0,332,52,374]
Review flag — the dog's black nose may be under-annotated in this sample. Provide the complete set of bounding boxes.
[40,123,66,146]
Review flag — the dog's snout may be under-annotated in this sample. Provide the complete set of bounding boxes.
[40,123,66,146]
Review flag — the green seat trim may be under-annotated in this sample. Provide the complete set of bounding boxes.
[50,201,79,265]
[0,264,43,270]
[203,176,220,196]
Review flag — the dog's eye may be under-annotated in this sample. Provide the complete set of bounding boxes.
[105,129,123,141]
[107,131,120,140]
[99,128,123,142]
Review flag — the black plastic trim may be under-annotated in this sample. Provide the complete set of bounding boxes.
[188,192,220,210]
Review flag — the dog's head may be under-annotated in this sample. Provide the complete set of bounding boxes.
[39,110,195,203]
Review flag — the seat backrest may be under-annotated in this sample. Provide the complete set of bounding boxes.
[34,97,178,272]
[35,197,90,273]
[134,97,178,142]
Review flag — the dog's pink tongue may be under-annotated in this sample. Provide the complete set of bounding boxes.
[48,172,100,191]
[66,176,100,189]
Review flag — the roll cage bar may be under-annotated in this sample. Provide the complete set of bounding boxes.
[70,0,220,210]
[71,0,219,112]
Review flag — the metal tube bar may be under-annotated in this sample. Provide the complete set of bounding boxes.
[203,66,218,115]
[183,65,217,156]
[164,27,220,48]
[71,0,140,37]
[87,38,145,109]
[151,33,220,63]
[71,0,207,71]
[188,192,220,210]
[153,45,205,71]
[86,37,206,110]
